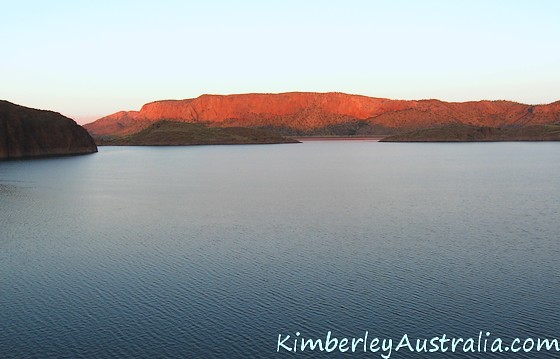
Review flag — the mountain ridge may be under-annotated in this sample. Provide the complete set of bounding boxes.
[84,92,560,138]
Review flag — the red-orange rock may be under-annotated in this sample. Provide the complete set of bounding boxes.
[84,92,560,137]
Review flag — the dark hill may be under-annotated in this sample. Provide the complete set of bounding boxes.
[0,100,97,159]
[95,120,299,146]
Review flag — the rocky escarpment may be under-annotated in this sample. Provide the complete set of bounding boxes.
[84,92,560,138]
[0,100,97,159]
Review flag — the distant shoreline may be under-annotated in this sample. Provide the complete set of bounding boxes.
[293,136,385,141]
[380,124,560,142]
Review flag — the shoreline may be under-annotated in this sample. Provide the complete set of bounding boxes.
[293,136,385,141]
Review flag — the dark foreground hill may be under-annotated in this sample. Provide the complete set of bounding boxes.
[95,120,299,146]
[0,100,97,159]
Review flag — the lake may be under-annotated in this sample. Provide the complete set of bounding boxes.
[1,141,559,358]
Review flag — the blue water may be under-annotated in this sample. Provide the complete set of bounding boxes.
[1,142,559,358]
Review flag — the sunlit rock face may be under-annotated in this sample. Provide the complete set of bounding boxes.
[84,92,560,137]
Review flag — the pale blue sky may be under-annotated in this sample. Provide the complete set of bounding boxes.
[1,0,559,123]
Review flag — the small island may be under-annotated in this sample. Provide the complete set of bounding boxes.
[94,120,300,146]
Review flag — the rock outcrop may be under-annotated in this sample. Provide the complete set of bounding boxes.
[0,100,98,159]
[84,92,560,138]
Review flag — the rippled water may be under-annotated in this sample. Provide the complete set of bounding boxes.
[1,142,559,358]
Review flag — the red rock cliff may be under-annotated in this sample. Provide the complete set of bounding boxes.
[84,92,560,137]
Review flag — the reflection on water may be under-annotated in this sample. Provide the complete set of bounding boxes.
[1,142,559,358]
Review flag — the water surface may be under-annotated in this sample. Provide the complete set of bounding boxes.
[1,142,559,358]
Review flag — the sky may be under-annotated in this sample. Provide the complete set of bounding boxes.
[1,0,559,124]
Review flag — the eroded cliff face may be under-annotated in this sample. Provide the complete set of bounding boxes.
[0,100,97,159]
[84,92,560,137]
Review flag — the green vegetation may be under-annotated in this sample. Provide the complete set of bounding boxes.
[94,120,300,146]
[380,124,560,142]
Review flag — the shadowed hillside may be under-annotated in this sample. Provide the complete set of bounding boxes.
[380,124,560,142]
[1,100,97,159]
[96,120,299,146]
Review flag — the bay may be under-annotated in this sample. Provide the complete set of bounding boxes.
[1,141,559,358]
